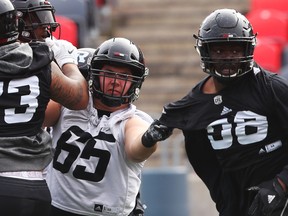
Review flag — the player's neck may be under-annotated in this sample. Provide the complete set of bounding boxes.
[202,77,226,94]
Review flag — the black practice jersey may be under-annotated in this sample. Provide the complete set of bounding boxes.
[0,42,52,137]
[0,42,53,172]
[160,66,288,216]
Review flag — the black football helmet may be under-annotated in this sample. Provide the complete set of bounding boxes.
[90,37,149,107]
[11,0,59,42]
[194,8,256,81]
[77,48,96,80]
[0,0,18,45]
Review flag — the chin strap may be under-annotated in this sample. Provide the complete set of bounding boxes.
[100,94,126,107]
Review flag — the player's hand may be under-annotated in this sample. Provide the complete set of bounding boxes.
[141,119,173,148]
[248,178,288,216]
[45,37,78,69]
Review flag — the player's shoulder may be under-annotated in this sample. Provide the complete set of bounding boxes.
[254,65,288,92]
[29,41,53,70]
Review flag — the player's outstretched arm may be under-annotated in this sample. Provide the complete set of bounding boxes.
[141,119,173,147]
[125,118,173,162]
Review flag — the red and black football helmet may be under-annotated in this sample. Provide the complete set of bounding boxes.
[90,37,149,107]
[194,8,257,81]
[11,0,59,42]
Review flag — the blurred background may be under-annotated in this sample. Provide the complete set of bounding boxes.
[50,0,288,215]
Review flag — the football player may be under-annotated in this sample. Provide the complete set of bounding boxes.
[44,37,171,216]
[157,8,288,216]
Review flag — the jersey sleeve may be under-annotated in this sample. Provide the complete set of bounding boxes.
[269,74,288,132]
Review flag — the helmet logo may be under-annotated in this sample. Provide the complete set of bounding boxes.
[43,1,51,6]
[113,52,125,58]
[222,33,234,38]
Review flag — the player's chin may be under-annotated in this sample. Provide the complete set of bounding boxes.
[106,90,121,97]
[221,69,237,77]
[38,33,50,41]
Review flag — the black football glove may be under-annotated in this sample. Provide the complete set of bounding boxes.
[248,178,288,216]
[141,119,173,148]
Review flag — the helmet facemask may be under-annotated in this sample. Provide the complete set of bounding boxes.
[197,40,256,82]
[90,65,146,107]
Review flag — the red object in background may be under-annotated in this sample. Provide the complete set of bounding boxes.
[246,9,288,44]
[96,0,106,7]
[250,0,288,12]
[254,37,283,73]
[54,15,78,48]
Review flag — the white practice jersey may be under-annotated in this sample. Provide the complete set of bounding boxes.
[46,96,153,216]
